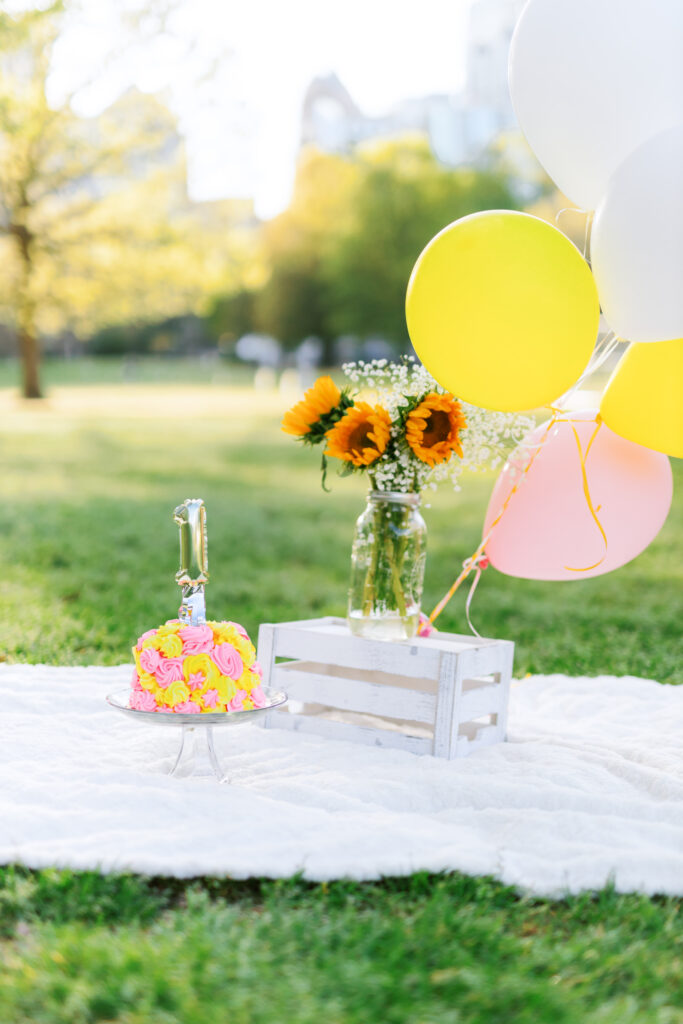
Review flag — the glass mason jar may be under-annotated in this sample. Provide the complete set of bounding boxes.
[347,490,427,641]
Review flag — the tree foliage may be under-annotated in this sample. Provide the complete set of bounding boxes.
[252,148,358,349]
[0,2,252,396]
[251,139,520,353]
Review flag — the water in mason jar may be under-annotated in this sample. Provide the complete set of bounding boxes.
[347,606,421,641]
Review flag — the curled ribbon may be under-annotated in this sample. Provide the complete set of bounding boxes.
[463,553,490,638]
[563,417,607,572]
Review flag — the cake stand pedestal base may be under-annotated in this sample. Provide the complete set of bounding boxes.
[170,725,226,781]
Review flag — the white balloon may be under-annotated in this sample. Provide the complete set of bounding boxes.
[590,124,683,344]
[509,0,683,210]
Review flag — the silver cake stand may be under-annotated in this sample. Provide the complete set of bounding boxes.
[106,688,287,782]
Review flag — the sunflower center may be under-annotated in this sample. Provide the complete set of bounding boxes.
[421,410,451,448]
[348,422,374,453]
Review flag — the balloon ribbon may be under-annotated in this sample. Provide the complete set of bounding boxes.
[563,417,607,571]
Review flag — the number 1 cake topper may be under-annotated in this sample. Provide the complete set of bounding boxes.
[173,498,209,625]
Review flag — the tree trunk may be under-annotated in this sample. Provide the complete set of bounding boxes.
[18,323,42,399]
[12,218,43,399]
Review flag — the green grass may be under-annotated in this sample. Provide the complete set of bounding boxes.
[0,354,257,388]
[1,869,683,1024]
[0,362,681,1023]
[0,374,680,681]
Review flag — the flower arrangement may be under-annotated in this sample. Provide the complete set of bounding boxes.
[130,620,266,714]
[282,358,534,493]
[282,359,534,639]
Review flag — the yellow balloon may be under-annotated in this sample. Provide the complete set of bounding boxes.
[405,211,600,412]
[600,338,683,458]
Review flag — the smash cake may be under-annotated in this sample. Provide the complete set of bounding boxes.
[129,497,267,714]
[130,620,267,714]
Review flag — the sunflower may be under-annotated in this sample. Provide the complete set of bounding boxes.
[325,403,392,467]
[281,376,342,437]
[405,392,466,466]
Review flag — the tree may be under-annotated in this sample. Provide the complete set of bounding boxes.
[0,3,72,396]
[204,288,257,348]
[253,148,359,353]
[0,2,252,396]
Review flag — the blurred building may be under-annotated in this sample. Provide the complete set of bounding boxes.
[301,0,526,166]
[80,88,258,230]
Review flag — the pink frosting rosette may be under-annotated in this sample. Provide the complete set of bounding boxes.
[154,656,185,688]
[249,685,267,709]
[228,689,248,712]
[203,688,220,709]
[135,628,158,652]
[225,620,249,638]
[179,624,215,655]
[139,646,162,675]
[130,690,157,712]
[212,643,243,680]
[175,700,201,714]
[187,671,207,692]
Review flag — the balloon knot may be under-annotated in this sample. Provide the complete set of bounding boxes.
[463,553,490,571]
[417,613,437,638]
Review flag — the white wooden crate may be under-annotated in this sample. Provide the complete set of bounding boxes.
[257,616,514,758]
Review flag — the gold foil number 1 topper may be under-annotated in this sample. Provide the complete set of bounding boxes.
[173,498,209,626]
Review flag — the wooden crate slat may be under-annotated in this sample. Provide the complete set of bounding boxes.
[496,643,515,740]
[272,665,437,723]
[432,651,459,758]
[448,649,501,758]
[268,708,433,755]
[460,643,514,678]
[459,682,506,720]
[271,624,443,678]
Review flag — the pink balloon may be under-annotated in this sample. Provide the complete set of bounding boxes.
[484,411,673,581]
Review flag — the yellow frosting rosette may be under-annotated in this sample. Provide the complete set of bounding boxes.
[159,621,183,634]
[209,621,232,642]
[162,680,190,708]
[151,633,183,658]
[182,653,220,690]
[235,637,256,668]
[132,650,157,692]
[237,668,258,694]
[138,672,157,693]
[216,675,240,705]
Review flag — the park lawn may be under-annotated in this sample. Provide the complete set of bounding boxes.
[0,372,681,1024]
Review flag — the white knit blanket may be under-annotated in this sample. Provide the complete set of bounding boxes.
[1,664,681,897]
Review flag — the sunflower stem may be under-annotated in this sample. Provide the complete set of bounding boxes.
[385,533,408,618]
[361,491,382,615]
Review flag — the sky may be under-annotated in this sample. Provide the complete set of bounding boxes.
[46,0,473,217]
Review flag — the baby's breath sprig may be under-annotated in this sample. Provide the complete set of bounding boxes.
[339,358,535,493]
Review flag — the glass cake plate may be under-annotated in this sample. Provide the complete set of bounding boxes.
[106,687,287,781]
